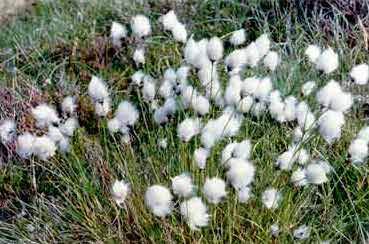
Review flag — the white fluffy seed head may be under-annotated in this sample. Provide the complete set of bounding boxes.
[172,22,187,43]
[133,48,145,65]
[160,10,178,31]
[350,63,369,85]
[226,159,255,189]
[16,133,35,158]
[263,51,280,71]
[107,118,120,134]
[32,104,60,128]
[145,185,173,217]
[131,70,145,86]
[255,34,270,58]
[180,197,209,230]
[194,147,209,169]
[207,37,223,61]
[94,98,111,117]
[305,163,328,184]
[177,118,202,142]
[158,138,167,149]
[237,186,252,203]
[229,29,246,46]
[142,78,156,102]
[305,44,321,64]
[316,47,339,74]
[192,95,210,115]
[318,110,345,144]
[131,14,151,38]
[111,180,130,205]
[115,101,139,126]
[32,136,57,160]
[88,76,109,102]
[301,81,316,96]
[0,120,16,144]
[293,225,311,240]
[61,96,77,115]
[291,168,308,186]
[110,22,127,47]
[171,173,194,198]
[60,117,79,137]
[203,177,227,204]
[261,187,281,209]
[348,138,368,165]
[357,126,369,143]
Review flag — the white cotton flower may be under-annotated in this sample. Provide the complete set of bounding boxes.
[207,37,223,62]
[293,225,311,240]
[145,185,173,217]
[180,197,209,230]
[58,136,70,153]
[94,98,111,117]
[357,126,369,143]
[244,42,261,67]
[16,133,35,158]
[159,80,175,99]
[276,147,297,170]
[131,70,145,86]
[48,126,64,143]
[292,126,304,143]
[158,138,167,149]
[131,14,151,38]
[305,44,321,64]
[60,117,78,137]
[61,96,77,115]
[225,75,242,107]
[255,34,270,58]
[238,95,254,113]
[263,51,280,71]
[160,10,178,31]
[164,68,177,82]
[305,163,328,184]
[32,104,60,128]
[350,63,369,85]
[172,22,187,43]
[255,76,272,101]
[291,168,308,186]
[262,187,281,209]
[201,120,222,149]
[115,101,139,126]
[192,95,210,115]
[177,118,202,142]
[296,101,316,131]
[297,148,310,165]
[32,136,57,160]
[348,138,368,164]
[111,180,130,205]
[153,107,169,124]
[270,224,280,236]
[318,110,345,144]
[88,76,109,102]
[224,48,248,73]
[142,78,156,102]
[110,22,127,47]
[177,66,190,84]
[226,159,255,189]
[185,38,211,69]
[107,118,120,133]
[194,147,209,169]
[301,81,316,96]
[163,97,177,115]
[316,47,339,74]
[330,91,353,113]
[316,80,341,108]
[237,186,251,203]
[203,177,227,204]
[233,140,252,159]
[133,48,145,65]
[284,96,297,121]
[0,120,16,144]
[171,173,194,198]
[229,29,246,46]
[220,141,237,165]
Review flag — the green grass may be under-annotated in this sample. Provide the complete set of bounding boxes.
[1,0,369,242]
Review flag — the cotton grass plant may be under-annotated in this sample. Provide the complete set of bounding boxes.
[0,0,369,243]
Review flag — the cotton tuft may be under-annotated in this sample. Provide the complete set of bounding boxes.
[145,185,173,217]
[203,177,227,204]
[61,96,77,115]
[32,136,57,160]
[194,147,209,169]
[262,187,281,209]
[229,29,246,46]
[237,186,252,203]
[180,197,209,230]
[293,225,311,240]
[111,180,130,205]
[88,76,109,102]
[171,173,194,198]
[131,15,151,38]
[226,159,255,189]
[263,51,280,71]
[305,44,321,64]
[350,63,369,85]
[0,120,16,144]
[301,81,316,96]
[110,22,127,47]
[207,37,223,62]
[32,104,60,128]
[16,133,35,158]
[316,47,338,74]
